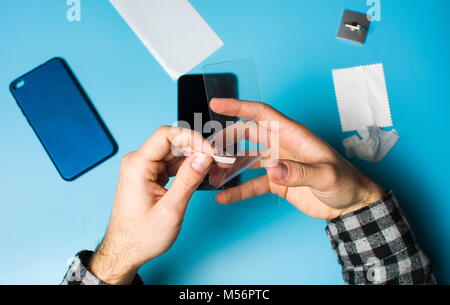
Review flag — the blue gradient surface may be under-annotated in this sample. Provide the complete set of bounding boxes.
[0,0,449,284]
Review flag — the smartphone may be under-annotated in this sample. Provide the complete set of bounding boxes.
[9,57,118,181]
[177,74,239,190]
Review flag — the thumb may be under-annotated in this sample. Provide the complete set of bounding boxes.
[267,160,332,189]
[161,153,213,210]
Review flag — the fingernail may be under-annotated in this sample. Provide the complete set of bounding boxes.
[270,161,289,180]
[191,153,212,174]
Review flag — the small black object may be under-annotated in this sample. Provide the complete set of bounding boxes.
[337,10,371,44]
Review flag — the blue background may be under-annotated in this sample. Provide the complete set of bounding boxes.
[0,0,449,284]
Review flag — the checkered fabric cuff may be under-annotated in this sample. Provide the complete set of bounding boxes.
[326,191,436,285]
[60,250,143,285]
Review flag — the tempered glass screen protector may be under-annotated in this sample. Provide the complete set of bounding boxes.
[203,59,267,187]
[9,57,118,181]
[203,58,279,208]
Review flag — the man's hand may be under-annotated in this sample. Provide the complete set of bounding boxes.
[89,126,214,284]
[210,98,385,220]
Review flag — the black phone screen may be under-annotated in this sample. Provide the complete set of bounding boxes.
[177,74,238,189]
[178,74,212,135]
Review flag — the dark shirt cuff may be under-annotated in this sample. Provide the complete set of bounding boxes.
[60,250,143,285]
[325,191,435,284]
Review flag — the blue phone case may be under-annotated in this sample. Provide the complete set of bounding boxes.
[9,57,118,181]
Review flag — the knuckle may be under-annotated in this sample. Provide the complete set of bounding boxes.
[296,123,310,133]
[187,129,205,146]
[120,152,136,172]
[292,123,312,139]
[263,103,275,112]
[158,205,182,226]
[262,103,280,118]
[323,164,339,187]
[158,125,171,132]
[172,127,192,146]
[183,129,196,146]
[155,125,172,137]
[178,173,198,190]
[222,191,232,203]
[292,162,307,184]
[250,179,260,196]
[189,128,202,137]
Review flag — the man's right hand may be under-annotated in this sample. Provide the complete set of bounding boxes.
[89,127,214,284]
[210,98,385,220]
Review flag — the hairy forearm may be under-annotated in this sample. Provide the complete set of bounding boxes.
[89,233,139,285]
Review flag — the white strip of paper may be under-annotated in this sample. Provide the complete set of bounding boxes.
[110,0,224,80]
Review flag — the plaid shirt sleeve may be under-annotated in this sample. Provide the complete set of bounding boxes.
[326,191,436,285]
[60,250,143,285]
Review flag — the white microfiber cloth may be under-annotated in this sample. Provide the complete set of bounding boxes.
[110,0,224,80]
[332,63,393,132]
[332,64,399,162]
